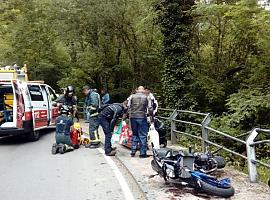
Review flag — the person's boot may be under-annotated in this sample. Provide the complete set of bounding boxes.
[106,150,116,156]
[139,154,150,158]
[58,143,66,154]
[111,147,117,151]
[51,143,59,155]
[65,145,74,153]
[131,150,136,157]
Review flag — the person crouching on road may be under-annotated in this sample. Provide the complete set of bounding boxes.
[52,105,75,154]
[98,102,128,156]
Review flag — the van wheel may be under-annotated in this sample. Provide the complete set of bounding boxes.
[27,131,40,141]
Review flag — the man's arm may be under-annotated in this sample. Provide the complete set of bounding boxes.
[69,118,75,132]
[126,95,132,116]
[147,96,154,122]
[72,96,78,117]
[103,93,110,104]
[109,106,122,132]
[54,94,65,104]
[88,92,99,117]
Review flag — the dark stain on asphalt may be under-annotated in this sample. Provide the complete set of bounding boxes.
[149,174,158,179]
[165,184,212,199]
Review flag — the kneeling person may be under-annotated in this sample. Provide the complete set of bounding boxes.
[52,105,75,154]
[98,102,127,156]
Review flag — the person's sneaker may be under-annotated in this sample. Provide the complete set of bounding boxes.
[106,150,116,156]
[111,147,117,151]
[51,143,58,155]
[58,144,66,154]
[139,154,150,158]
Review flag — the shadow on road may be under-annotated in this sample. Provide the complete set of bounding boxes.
[0,128,55,145]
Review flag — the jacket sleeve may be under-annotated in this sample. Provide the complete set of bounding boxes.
[147,96,154,121]
[87,92,100,117]
[55,95,65,103]
[90,93,99,109]
[109,106,122,132]
[102,93,110,104]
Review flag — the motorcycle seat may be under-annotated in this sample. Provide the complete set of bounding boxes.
[155,148,180,158]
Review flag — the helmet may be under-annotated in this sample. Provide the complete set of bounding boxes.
[66,85,75,94]
[60,105,70,115]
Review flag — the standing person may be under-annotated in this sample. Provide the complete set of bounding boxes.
[128,86,153,158]
[52,105,74,154]
[101,89,110,105]
[98,102,128,156]
[145,88,158,116]
[82,86,100,148]
[55,85,79,122]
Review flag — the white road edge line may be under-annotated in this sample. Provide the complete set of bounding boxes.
[97,148,135,200]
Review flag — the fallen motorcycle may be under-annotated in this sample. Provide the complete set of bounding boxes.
[151,148,235,198]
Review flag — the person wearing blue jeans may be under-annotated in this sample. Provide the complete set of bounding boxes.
[127,86,153,158]
[130,117,148,156]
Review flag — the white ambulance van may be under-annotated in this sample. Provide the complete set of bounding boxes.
[0,67,59,141]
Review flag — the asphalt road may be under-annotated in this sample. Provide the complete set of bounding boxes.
[0,131,136,200]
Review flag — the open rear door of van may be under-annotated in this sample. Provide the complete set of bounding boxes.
[27,84,49,130]
[12,80,24,129]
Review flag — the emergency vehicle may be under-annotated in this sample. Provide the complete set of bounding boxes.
[0,65,59,141]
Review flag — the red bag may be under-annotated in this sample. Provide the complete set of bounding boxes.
[119,121,133,148]
[70,130,79,146]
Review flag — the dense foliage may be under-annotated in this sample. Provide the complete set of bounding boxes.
[0,0,163,101]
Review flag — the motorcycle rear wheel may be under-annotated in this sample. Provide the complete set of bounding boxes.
[213,156,226,168]
[199,180,235,198]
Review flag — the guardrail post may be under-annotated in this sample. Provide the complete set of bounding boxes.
[201,113,211,153]
[169,109,178,145]
[246,128,259,183]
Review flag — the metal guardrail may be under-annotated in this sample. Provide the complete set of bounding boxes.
[156,108,270,183]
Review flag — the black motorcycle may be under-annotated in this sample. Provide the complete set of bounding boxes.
[151,148,235,198]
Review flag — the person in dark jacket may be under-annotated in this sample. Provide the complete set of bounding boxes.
[98,102,127,156]
[52,105,74,154]
[127,86,153,158]
[82,86,101,148]
[55,85,79,122]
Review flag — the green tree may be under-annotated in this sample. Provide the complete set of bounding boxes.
[154,0,195,109]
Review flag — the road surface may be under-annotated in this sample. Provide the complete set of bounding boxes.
[0,130,142,200]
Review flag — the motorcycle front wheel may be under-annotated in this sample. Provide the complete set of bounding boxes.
[198,180,235,198]
[151,159,167,181]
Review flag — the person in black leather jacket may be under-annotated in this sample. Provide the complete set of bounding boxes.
[98,101,127,156]
[55,86,79,122]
